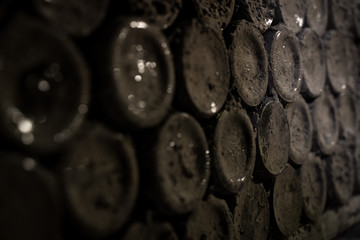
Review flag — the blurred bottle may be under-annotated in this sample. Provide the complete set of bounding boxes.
[285,95,313,165]
[323,30,348,94]
[328,0,353,32]
[31,0,109,37]
[182,195,233,240]
[60,123,139,239]
[109,0,182,30]
[338,90,357,143]
[264,24,303,102]
[312,91,339,155]
[224,20,268,107]
[89,18,175,130]
[299,153,327,221]
[0,151,62,240]
[0,14,90,156]
[305,0,328,36]
[271,164,302,237]
[273,0,306,33]
[298,28,326,99]
[169,19,230,119]
[138,112,210,215]
[233,181,270,240]
[255,99,290,177]
[232,0,276,32]
[327,146,355,206]
[211,107,256,194]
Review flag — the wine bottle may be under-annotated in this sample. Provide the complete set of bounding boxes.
[312,91,339,155]
[90,17,175,130]
[305,0,328,36]
[272,164,302,237]
[109,0,182,30]
[298,28,326,99]
[285,94,313,165]
[233,181,270,240]
[31,0,109,37]
[0,14,90,156]
[355,0,360,38]
[232,0,276,33]
[328,0,353,32]
[183,195,233,240]
[354,142,360,193]
[190,0,235,30]
[323,30,348,94]
[211,107,256,194]
[299,153,327,221]
[328,147,355,205]
[264,24,303,102]
[224,20,268,107]
[338,90,357,142]
[60,123,139,239]
[170,19,230,119]
[139,112,210,215]
[0,152,62,240]
[256,99,290,177]
[273,0,306,33]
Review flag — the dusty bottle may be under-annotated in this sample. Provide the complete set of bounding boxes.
[285,94,313,165]
[312,91,339,155]
[211,107,256,194]
[0,152,62,240]
[139,112,210,215]
[60,123,139,239]
[224,20,268,107]
[31,0,109,37]
[189,0,235,30]
[256,99,290,177]
[327,147,355,205]
[299,153,327,221]
[298,28,326,99]
[170,19,230,119]
[183,195,233,240]
[109,0,182,29]
[232,0,276,32]
[305,0,328,36]
[90,18,175,130]
[233,181,270,240]
[338,90,357,143]
[272,164,302,237]
[323,30,348,94]
[264,24,303,102]
[328,0,353,32]
[273,0,306,33]
[0,14,90,155]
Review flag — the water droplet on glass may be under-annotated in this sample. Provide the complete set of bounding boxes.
[128,94,134,101]
[341,84,346,90]
[23,157,36,171]
[167,87,173,94]
[21,133,34,145]
[78,104,88,114]
[138,101,146,109]
[38,79,50,92]
[205,150,210,155]
[215,71,219,76]
[177,133,182,138]
[282,45,285,49]
[169,141,176,147]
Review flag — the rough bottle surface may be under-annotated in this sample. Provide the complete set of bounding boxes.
[285,95,313,165]
[300,154,327,221]
[298,28,326,99]
[212,108,256,193]
[233,181,270,240]
[305,0,328,36]
[274,0,306,33]
[170,19,230,119]
[141,112,210,215]
[225,20,268,107]
[265,25,303,102]
[257,100,290,176]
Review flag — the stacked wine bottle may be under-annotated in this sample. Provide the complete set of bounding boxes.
[0,0,359,239]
